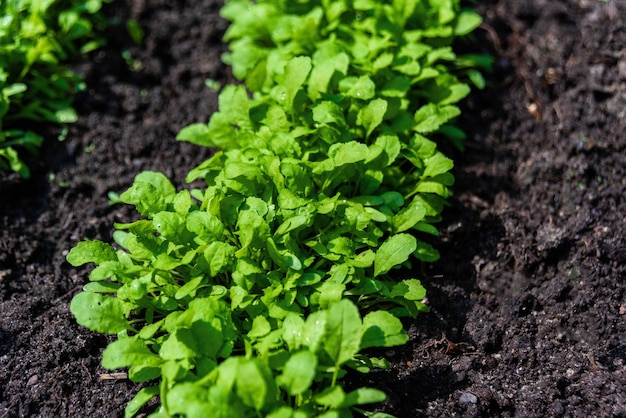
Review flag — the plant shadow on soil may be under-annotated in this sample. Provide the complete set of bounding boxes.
[2,0,626,417]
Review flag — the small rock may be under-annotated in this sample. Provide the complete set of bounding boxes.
[458,392,478,405]
[618,60,626,80]
[27,375,38,386]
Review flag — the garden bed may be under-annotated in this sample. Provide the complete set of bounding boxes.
[1,0,625,416]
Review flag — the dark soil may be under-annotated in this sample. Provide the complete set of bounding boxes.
[1,0,624,417]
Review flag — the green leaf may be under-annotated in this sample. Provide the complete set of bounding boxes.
[423,152,454,178]
[342,387,387,407]
[203,241,236,276]
[381,76,411,98]
[390,279,427,300]
[315,385,346,408]
[267,237,302,271]
[312,101,347,127]
[413,220,441,236]
[277,350,318,395]
[414,240,440,262]
[316,281,346,309]
[153,211,184,240]
[186,211,224,243]
[439,82,471,105]
[248,315,272,339]
[159,328,198,361]
[83,281,122,293]
[328,236,354,257]
[102,336,162,371]
[173,189,192,215]
[176,123,210,146]
[235,358,277,411]
[66,240,117,266]
[175,276,204,300]
[3,83,27,96]
[267,407,310,418]
[345,75,376,100]
[358,411,396,418]
[324,299,362,367]
[283,56,312,108]
[467,69,486,89]
[124,386,159,418]
[282,313,305,351]
[70,292,129,334]
[329,141,370,166]
[120,171,176,216]
[274,215,309,236]
[392,197,427,232]
[413,104,461,134]
[361,310,408,349]
[218,84,252,127]
[350,249,375,268]
[302,310,327,352]
[454,10,482,36]
[54,107,78,123]
[374,234,417,276]
[358,98,388,138]
[309,46,350,99]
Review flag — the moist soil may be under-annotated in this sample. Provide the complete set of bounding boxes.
[1,0,625,417]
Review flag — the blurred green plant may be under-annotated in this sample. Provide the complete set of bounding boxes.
[0,0,107,178]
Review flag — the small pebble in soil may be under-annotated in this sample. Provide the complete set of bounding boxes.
[458,392,478,405]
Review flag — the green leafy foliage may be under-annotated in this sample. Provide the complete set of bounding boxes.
[219,0,490,148]
[0,0,107,177]
[68,0,487,416]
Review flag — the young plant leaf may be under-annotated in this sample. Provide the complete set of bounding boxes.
[277,350,318,395]
[374,234,417,276]
[358,98,388,138]
[70,292,129,334]
[324,299,362,367]
[361,310,409,349]
[283,56,312,108]
[66,240,117,266]
[124,386,160,418]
